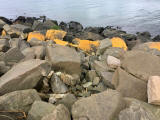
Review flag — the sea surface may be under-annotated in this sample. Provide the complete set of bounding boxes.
[0,0,160,36]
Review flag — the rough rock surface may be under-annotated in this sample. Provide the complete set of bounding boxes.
[0,59,51,95]
[0,89,41,112]
[72,90,125,120]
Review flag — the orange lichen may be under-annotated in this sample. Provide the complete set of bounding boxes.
[148,42,160,50]
[27,32,45,41]
[54,39,69,46]
[1,30,6,37]
[111,37,127,51]
[73,38,100,51]
[46,29,67,40]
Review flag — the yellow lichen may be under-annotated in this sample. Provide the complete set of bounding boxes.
[111,37,127,51]
[73,38,100,51]
[27,32,45,41]
[46,29,67,40]
[54,39,69,46]
[148,42,160,50]
[1,30,6,37]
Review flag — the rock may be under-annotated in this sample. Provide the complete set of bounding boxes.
[137,31,151,42]
[153,35,160,42]
[68,21,83,32]
[91,60,108,73]
[121,50,160,81]
[107,55,121,69]
[76,31,104,41]
[46,45,81,75]
[122,97,160,120]
[93,77,100,85]
[83,82,93,88]
[148,76,160,105]
[96,38,112,55]
[0,47,25,66]
[27,32,45,41]
[56,93,77,111]
[84,27,104,34]
[32,45,46,59]
[0,61,10,75]
[51,74,68,94]
[9,38,30,51]
[86,70,97,82]
[10,24,32,33]
[112,68,147,101]
[0,38,10,52]
[46,29,67,40]
[99,71,114,88]
[28,37,46,46]
[42,104,71,120]
[0,59,51,95]
[0,17,12,25]
[22,47,35,60]
[27,101,56,120]
[59,22,68,31]
[0,89,41,113]
[72,90,125,120]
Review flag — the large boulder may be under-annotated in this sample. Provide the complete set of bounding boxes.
[0,61,10,75]
[148,76,160,105]
[27,101,56,120]
[46,45,81,75]
[42,104,71,120]
[121,50,160,81]
[72,90,125,120]
[119,97,160,120]
[68,21,83,33]
[0,59,51,95]
[0,39,10,52]
[112,67,147,101]
[0,89,41,113]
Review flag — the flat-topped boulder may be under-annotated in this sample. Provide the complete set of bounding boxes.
[46,45,81,75]
[0,59,51,95]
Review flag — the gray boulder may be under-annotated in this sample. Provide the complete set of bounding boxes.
[46,45,81,75]
[28,38,46,46]
[121,50,160,81]
[32,46,46,59]
[22,47,35,60]
[112,67,147,101]
[0,47,25,66]
[0,61,10,75]
[0,59,51,95]
[42,104,71,120]
[0,38,10,52]
[27,101,56,120]
[0,89,41,113]
[72,90,125,120]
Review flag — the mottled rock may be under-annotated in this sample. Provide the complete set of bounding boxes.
[72,90,125,120]
[0,59,51,95]
[148,76,160,105]
[0,89,41,113]
[27,101,56,120]
[112,68,147,101]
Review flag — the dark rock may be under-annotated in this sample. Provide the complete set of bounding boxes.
[0,47,24,66]
[68,21,83,33]
[84,27,104,34]
[63,32,75,43]
[27,101,56,120]
[0,16,12,25]
[0,38,10,52]
[152,35,160,42]
[72,90,125,120]
[46,45,81,75]
[112,67,147,101]
[50,74,68,94]
[11,24,33,33]
[136,31,151,42]
[59,21,68,31]
[0,59,51,95]
[0,89,41,113]
[14,16,26,24]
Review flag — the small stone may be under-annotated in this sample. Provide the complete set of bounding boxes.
[93,77,100,85]
[83,82,93,88]
[107,55,121,69]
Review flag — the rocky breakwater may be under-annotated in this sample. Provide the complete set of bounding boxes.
[0,16,160,120]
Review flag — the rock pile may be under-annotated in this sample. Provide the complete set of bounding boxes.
[0,16,160,120]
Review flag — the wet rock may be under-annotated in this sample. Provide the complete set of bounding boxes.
[68,21,83,32]
[28,37,46,46]
[148,76,160,105]
[0,47,25,66]
[112,68,147,101]
[9,38,30,51]
[27,101,56,120]
[46,45,81,75]
[96,38,112,55]
[99,71,114,88]
[0,89,41,113]
[0,59,51,95]
[51,74,68,94]
[121,50,160,81]
[42,104,71,120]
[122,97,160,120]
[72,90,125,120]
[107,55,121,69]
[0,61,10,75]
[84,27,104,34]
[0,38,10,52]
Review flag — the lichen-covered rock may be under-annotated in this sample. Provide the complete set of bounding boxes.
[0,59,51,95]
[27,32,45,41]
[46,29,67,40]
